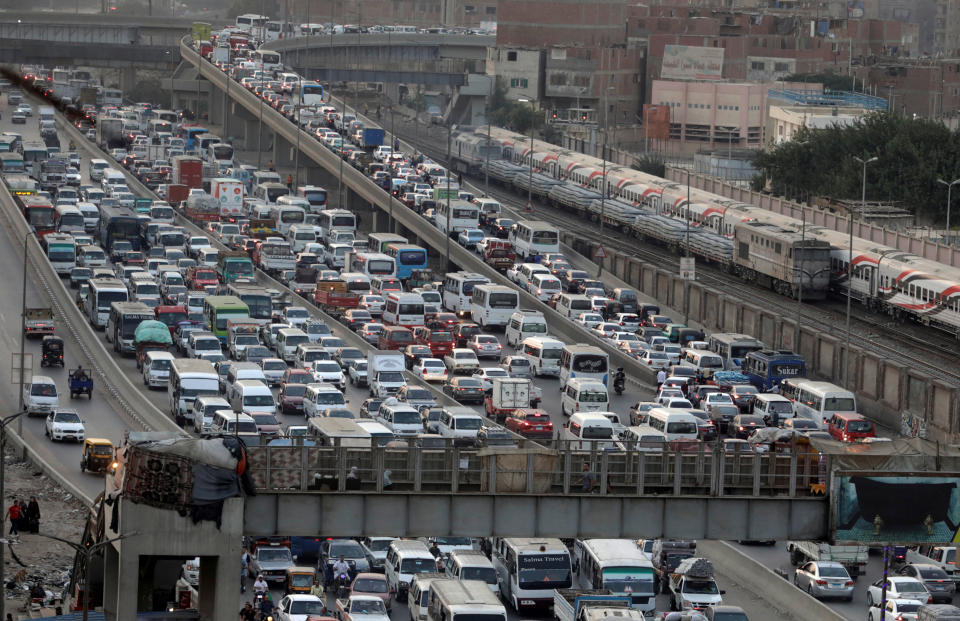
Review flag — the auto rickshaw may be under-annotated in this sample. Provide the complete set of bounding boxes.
[68,368,94,399]
[40,335,64,368]
[80,438,115,473]
[285,566,317,594]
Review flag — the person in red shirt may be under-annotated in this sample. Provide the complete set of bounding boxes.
[7,500,20,535]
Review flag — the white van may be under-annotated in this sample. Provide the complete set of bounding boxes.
[443,550,500,594]
[24,375,59,416]
[527,273,562,302]
[230,379,275,415]
[287,223,318,253]
[77,202,99,231]
[101,169,126,192]
[555,293,593,320]
[427,576,506,621]
[561,378,609,417]
[679,349,725,380]
[504,310,548,347]
[142,351,174,389]
[436,409,484,447]
[751,393,794,424]
[88,158,110,182]
[618,425,667,452]
[303,383,348,417]
[210,409,258,434]
[193,396,231,433]
[646,407,700,442]
[409,573,447,621]
[385,540,436,602]
[562,412,617,449]
[518,337,563,377]
[225,362,267,401]
[168,359,219,423]
[376,400,422,437]
[276,327,310,362]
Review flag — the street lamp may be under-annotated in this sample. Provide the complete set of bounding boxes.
[684,168,691,325]
[846,155,878,389]
[0,411,26,621]
[36,531,137,621]
[518,98,535,213]
[18,230,37,445]
[937,177,960,245]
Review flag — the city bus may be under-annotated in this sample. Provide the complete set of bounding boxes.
[84,278,129,329]
[382,292,426,328]
[509,221,560,259]
[707,332,765,370]
[20,195,56,236]
[98,204,142,252]
[54,204,86,234]
[436,200,480,236]
[442,272,489,315]
[350,252,396,278]
[0,152,25,174]
[252,48,282,73]
[573,539,655,614]
[384,243,428,280]
[4,174,38,198]
[226,283,273,323]
[316,208,355,237]
[106,301,155,354]
[235,13,268,33]
[368,232,408,254]
[299,81,325,107]
[559,344,610,389]
[22,142,48,178]
[202,295,250,343]
[470,284,519,328]
[490,538,571,612]
[43,233,76,275]
[782,379,857,428]
[741,349,806,392]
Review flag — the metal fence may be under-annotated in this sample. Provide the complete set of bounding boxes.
[246,442,826,498]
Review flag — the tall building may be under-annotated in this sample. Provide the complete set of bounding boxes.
[935,0,960,56]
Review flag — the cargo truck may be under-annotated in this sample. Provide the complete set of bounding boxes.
[553,589,631,621]
[666,557,724,612]
[359,128,385,150]
[211,178,244,220]
[368,351,406,398]
[484,377,542,423]
[172,156,204,189]
[97,117,125,150]
[786,541,868,578]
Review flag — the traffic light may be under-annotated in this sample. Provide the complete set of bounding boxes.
[581,113,588,122]
[552,110,558,120]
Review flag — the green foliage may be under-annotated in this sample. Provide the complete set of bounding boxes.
[129,77,170,109]
[633,154,666,178]
[488,77,542,134]
[751,111,960,223]
[782,72,855,92]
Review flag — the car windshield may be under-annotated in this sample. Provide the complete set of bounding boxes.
[666,422,698,434]
[54,411,81,423]
[257,548,290,562]
[354,578,387,593]
[283,384,307,397]
[290,601,326,614]
[330,541,364,557]
[244,395,275,407]
[683,579,719,594]
[817,566,848,577]
[896,581,927,593]
[379,372,404,383]
[579,390,607,403]
[351,600,386,614]
[405,389,431,400]
[461,567,497,583]
[847,420,873,433]
[919,567,949,579]
[400,558,437,573]
[31,384,57,396]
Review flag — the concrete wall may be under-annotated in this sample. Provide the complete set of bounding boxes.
[563,231,960,442]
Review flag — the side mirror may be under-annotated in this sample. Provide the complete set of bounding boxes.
[720,589,726,595]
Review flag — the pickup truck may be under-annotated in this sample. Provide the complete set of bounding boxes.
[249,544,295,584]
[553,589,631,621]
[786,541,868,578]
[24,308,55,336]
[254,241,296,274]
[667,557,724,612]
[335,595,391,621]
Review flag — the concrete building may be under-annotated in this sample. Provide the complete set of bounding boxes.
[287,0,498,29]
[766,104,866,144]
[651,79,767,154]
[859,59,960,117]
[488,47,543,101]
[935,0,960,56]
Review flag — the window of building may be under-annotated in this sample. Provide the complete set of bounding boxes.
[751,61,765,71]
[464,5,475,12]
[775,62,789,72]
[507,51,517,61]
[486,6,496,14]
[735,105,740,110]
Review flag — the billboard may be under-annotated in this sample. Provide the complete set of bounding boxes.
[661,45,724,81]
[833,472,960,544]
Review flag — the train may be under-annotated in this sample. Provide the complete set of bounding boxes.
[451,125,960,336]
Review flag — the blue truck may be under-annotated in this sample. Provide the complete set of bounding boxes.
[359,128,385,150]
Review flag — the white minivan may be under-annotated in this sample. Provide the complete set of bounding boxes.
[376,400,422,437]
[504,310,548,347]
[518,336,564,377]
[384,540,436,602]
[560,378,609,417]
[230,379,275,415]
[24,375,59,416]
[142,351,174,388]
[436,409,484,447]
[646,407,700,442]
[562,412,617,450]
[443,549,500,594]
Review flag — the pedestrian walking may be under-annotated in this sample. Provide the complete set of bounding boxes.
[580,463,596,493]
[382,469,393,491]
[25,496,39,533]
[7,499,20,535]
[240,547,251,593]
[656,369,666,392]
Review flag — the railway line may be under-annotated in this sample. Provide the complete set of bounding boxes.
[384,112,960,385]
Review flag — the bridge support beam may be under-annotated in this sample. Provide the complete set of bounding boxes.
[120,66,137,94]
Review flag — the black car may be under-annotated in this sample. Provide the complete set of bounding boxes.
[69,266,92,289]
[403,344,434,370]
[333,347,365,370]
[731,415,765,439]
[343,309,373,331]
[491,218,514,239]
[689,409,718,442]
[729,384,759,413]
[561,269,590,293]
[318,539,372,584]
[442,377,485,404]
[453,323,482,348]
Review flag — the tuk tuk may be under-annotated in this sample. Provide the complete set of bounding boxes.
[407,269,435,289]
[285,566,317,594]
[40,335,64,368]
[68,368,94,399]
[80,438,115,473]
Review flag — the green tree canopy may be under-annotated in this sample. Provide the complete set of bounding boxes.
[781,72,855,92]
[751,111,960,224]
[488,77,542,134]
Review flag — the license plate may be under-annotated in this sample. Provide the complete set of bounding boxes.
[520,600,535,606]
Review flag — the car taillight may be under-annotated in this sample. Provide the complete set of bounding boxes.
[844,580,854,586]
[815,580,827,586]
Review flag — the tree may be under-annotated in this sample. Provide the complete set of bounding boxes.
[781,72,855,92]
[633,154,665,178]
[487,77,542,134]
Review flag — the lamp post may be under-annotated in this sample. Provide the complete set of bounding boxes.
[684,168,691,325]
[0,411,26,621]
[18,230,36,445]
[937,177,960,245]
[36,532,136,621]
[256,0,266,170]
[518,98,534,212]
[847,155,877,389]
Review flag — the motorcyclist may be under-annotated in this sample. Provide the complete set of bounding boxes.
[252,574,268,595]
[613,368,625,393]
[331,554,351,589]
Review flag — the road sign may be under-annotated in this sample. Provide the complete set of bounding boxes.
[680,257,696,281]
[10,352,32,385]
[593,245,607,260]
[523,201,535,213]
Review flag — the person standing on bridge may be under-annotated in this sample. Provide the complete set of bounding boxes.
[268,160,275,172]
[286,173,293,191]
[580,463,596,493]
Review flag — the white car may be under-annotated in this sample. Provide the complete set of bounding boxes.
[472,367,511,392]
[337,595,391,621]
[360,295,384,316]
[867,598,923,621]
[592,322,622,340]
[413,358,448,383]
[638,350,670,369]
[866,577,931,608]
[467,334,502,360]
[45,409,85,442]
[259,358,287,387]
[444,348,480,374]
[657,344,684,365]
[282,306,310,327]
[576,312,605,330]
[311,361,347,391]
[276,594,327,621]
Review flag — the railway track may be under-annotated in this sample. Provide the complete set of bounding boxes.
[387,116,960,385]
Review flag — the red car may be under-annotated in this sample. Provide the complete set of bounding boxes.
[414,327,454,358]
[188,266,219,290]
[427,312,460,332]
[505,408,554,439]
[277,382,307,415]
[282,368,313,386]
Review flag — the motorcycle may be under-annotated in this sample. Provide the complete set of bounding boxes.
[335,572,351,599]
[613,373,625,396]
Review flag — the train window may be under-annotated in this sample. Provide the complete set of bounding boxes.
[788,249,792,259]
[775,243,782,254]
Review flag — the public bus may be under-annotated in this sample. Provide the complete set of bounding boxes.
[442,272,489,315]
[235,13,268,33]
[226,283,273,323]
[707,332,765,370]
[54,204,86,234]
[43,233,76,275]
[559,344,610,389]
[252,48,282,73]
[470,284,519,328]
[106,301,155,354]
[509,220,560,259]
[202,295,250,343]
[435,200,480,236]
[154,305,188,336]
[4,174,38,198]
[22,142,48,178]
[350,252,397,278]
[98,204,142,252]
[20,195,56,236]
[368,233,408,254]
[99,88,123,107]
[299,81,325,107]
[84,278,129,329]
[741,349,806,392]
[316,208,355,237]
[0,152,25,174]
[296,185,328,211]
[382,292,426,328]
[490,538,571,612]
[782,379,857,428]
[573,539,655,614]
[384,243,428,280]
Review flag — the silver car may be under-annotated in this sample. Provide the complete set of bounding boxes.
[793,561,854,600]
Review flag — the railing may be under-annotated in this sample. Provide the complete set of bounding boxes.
[246,442,826,498]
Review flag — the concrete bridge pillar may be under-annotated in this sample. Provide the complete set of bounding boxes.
[120,66,137,94]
